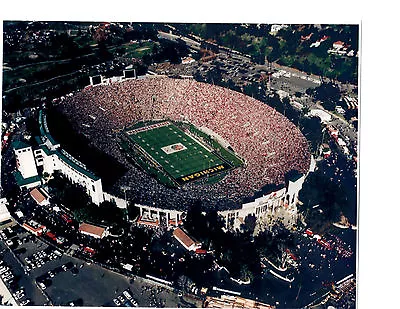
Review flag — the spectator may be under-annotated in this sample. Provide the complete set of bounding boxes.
[57,77,311,211]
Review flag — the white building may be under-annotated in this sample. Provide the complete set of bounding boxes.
[136,204,183,227]
[35,110,104,205]
[269,24,288,36]
[12,140,41,189]
[0,198,12,224]
[13,140,38,179]
[133,163,315,232]
[219,170,312,231]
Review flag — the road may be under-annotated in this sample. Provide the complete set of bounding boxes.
[4,70,83,94]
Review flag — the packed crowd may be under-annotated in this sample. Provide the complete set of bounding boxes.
[58,77,311,210]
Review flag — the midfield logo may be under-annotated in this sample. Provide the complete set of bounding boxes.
[161,143,187,155]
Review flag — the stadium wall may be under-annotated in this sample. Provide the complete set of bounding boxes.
[39,149,104,205]
[103,192,127,209]
[218,187,286,229]
[218,160,314,230]
[37,111,104,205]
[135,204,184,227]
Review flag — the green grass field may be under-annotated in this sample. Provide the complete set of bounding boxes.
[122,121,240,185]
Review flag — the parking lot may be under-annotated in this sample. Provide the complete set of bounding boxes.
[0,224,135,306]
[0,225,48,306]
[0,224,203,307]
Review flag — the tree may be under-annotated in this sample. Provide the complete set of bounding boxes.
[96,41,113,61]
[205,66,222,85]
[312,82,341,111]
[47,172,90,210]
[98,200,125,224]
[241,214,257,234]
[299,116,322,153]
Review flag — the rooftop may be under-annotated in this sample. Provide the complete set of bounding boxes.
[173,227,195,249]
[13,170,41,187]
[79,222,106,238]
[30,188,47,204]
[12,140,30,150]
[38,144,99,181]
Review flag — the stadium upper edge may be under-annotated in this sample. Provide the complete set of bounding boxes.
[32,74,315,213]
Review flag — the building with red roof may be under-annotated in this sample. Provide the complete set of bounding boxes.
[30,188,50,206]
[23,220,46,236]
[78,222,107,239]
[333,41,345,49]
[173,227,201,251]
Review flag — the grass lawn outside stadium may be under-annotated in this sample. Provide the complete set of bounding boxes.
[120,121,242,186]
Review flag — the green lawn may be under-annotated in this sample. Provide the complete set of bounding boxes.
[122,121,239,185]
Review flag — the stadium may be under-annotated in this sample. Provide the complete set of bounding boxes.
[52,76,311,212]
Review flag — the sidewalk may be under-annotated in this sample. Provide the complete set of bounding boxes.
[0,278,17,306]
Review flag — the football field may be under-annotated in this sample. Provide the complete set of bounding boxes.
[123,121,233,184]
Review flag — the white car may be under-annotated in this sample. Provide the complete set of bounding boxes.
[131,300,138,307]
[38,282,46,290]
[123,291,132,300]
[14,288,24,295]
[6,239,13,246]
[1,271,12,278]
[113,298,120,306]
[0,267,9,274]
[20,299,30,306]
[3,275,14,282]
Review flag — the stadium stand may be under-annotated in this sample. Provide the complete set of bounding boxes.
[56,77,311,211]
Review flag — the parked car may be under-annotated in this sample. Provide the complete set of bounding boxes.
[20,299,31,306]
[3,274,14,282]
[131,299,138,307]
